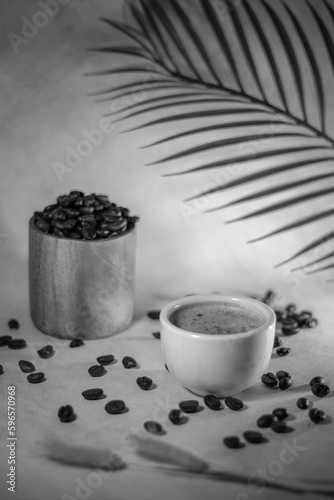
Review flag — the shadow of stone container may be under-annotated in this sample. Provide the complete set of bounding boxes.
[29,217,136,339]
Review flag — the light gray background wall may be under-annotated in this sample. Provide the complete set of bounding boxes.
[1,0,333,319]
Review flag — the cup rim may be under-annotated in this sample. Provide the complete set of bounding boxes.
[160,293,276,340]
[29,216,135,242]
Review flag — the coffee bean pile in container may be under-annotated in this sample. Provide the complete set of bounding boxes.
[33,191,139,240]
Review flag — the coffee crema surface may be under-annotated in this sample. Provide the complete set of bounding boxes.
[169,301,266,335]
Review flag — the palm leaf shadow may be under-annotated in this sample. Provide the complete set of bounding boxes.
[90,0,334,274]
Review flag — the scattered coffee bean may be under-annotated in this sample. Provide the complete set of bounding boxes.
[273,336,282,348]
[58,405,76,422]
[147,310,161,320]
[276,370,291,380]
[0,335,12,346]
[271,421,288,433]
[8,319,20,330]
[306,318,318,328]
[261,372,278,387]
[19,360,36,373]
[144,420,163,435]
[136,376,153,391]
[88,365,107,377]
[296,311,312,327]
[152,331,161,339]
[223,436,244,449]
[69,338,85,347]
[243,431,264,444]
[0,365,4,375]
[276,347,291,356]
[285,303,297,314]
[225,397,244,411]
[282,325,300,335]
[310,376,325,387]
[311,383,330,398]
[169,409,183,424]
[8,339,27,350]
[105,400,126,414]
[82,388,104,400]
[257,414,278,428]
[179,400,199,413]
[204,394,221,410]
[27,372,45,384]
[279,377,292,390]
[272,408,288,420]
[97,355,115,366]
[309,408,326,424]
[297,397,310,410]
[122,356,137,369]
[37,345,54,359]
[262,290,275,305]
[274,310,284,322]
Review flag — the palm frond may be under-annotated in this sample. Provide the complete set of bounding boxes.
[91,0,334,271]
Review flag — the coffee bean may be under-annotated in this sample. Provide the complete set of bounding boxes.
[243,431,264,444]
[27,372,45,384]
[62,219,77,230]
[274,310,284,322]
[276,347,291,356]
[8,319,20,330]
[152,331,161,339]
[257,414,277,428]
[296,310,312,327]
[276,370,291,380]
[8,339,27,349]
[179,400,199,413]
[70,191,83,197]
[68,232,82,240]
[272,408,288,420]
[69,338,85,347]
[107,218,127,231]
[36,219,50,233]
[93,204,104,212]
[273,336,282,348]
[261,372,278,387]
[63,208,81,218]
[309,408,326,424]
[225,397,244,411]
[74,196,84,207]
[53,228,64,237]
[136,376,153,391]
[223,436,243,449]
[169,409,183,424]
[82,388,104,400]
[311,383,330,398]
[204,394,221,410]
[279,377,292,390]
[105,400,126,414]
[305,318,318,328]
[37,345,54,359]
[271,421,289,433]
[82,224,96,240]
[96,229,111,238]
[297,397,310,410]
[97,355,115,366]
[102,213,122,223]
[88,365,107,377]
[58,405,76,422]
[19,360,36,373]
[147,310,161,320]
[285,303,297,314]
[122,356,137,369]
[144,420,163,435]
[262,290,275,305]
[52,208,67,221]
[84,195,96,206]
[80,206,95,215]
[0,335,12,346]
[282,325,300,335]
[310,376,325,386]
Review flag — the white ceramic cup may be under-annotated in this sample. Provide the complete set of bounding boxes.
[160,293,276,397]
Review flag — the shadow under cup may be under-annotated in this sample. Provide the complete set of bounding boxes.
[160,294,276,397]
